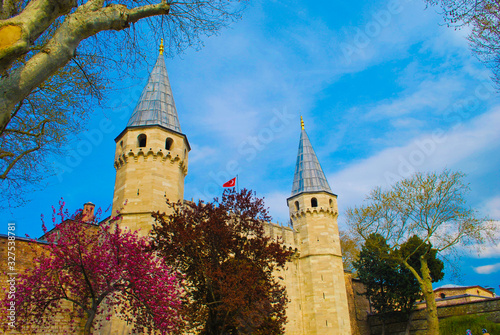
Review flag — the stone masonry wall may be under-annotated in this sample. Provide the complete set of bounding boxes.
[368,297,500,335]
[2,220,357,335]
[0,235,84,334]
[344,273,372,335]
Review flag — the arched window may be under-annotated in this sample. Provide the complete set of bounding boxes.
[138,134,147,147]
[311,198,318,207]
[440,293,446,299]
[165,137,174,150]
[329,199,333,207]
[294,201,300,211]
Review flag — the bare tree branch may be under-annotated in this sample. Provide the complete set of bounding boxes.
[0,0,246,206]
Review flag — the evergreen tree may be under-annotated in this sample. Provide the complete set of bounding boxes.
[354,234,445,334]
[398,235,445,292]
[354,234,401,316]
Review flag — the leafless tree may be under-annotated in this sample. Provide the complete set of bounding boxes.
[339,229,361,273]
[0,0,246,206]
[425,0,500,87]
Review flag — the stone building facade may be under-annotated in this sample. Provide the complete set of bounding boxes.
[109,43,352,334]
[0,43,353,334]
[415,285,496,309]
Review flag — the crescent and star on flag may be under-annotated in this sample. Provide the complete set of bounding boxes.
[223,177,236,188]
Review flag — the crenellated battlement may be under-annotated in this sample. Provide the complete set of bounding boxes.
[111,50,190,233]
[106,46,351,335]
[282,119,351,334]
[262,221,298,251]
[114,148,187,174]
[289,206,338,219]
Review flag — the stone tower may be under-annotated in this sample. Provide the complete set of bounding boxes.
[112,41,190,234]
[287,117,351,334]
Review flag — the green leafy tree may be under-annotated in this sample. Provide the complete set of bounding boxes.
[347,170,497,335]
[151,189,292,335]
[398,235,445,299]
[354,234,401,317]
[397,235,444,334]
[354,234,445,335]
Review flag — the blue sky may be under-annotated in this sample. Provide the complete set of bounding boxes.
[3,0,500,292]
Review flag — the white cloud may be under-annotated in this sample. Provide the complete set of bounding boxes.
[203,93,260,144]
[482,197,500,220]
[188,144,218,164]
[330,106,500,219]
[473,263,500,274]
[390,117,425,129]
[455,239,500,259]
[262,191,291,226]
[477,242,500,259]
[421,22,472,57]
[366,77,464,120]
[331,0,462,73]
[444,219,500,258]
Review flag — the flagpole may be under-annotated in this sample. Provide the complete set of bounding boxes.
[236,174,239,193]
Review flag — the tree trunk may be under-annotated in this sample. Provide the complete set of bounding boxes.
[404,312,412,335]
[420,256,439,335]
[84,309,96,335]
[0,0,170,131]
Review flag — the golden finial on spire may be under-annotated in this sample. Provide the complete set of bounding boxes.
[159,38,164,55]
[300,116,305,130]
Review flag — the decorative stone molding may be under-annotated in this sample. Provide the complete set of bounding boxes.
[114,148,187,173]
[289,206,338,219]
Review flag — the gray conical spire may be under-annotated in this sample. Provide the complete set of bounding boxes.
[291,117,332,195]
[127,42,181,132]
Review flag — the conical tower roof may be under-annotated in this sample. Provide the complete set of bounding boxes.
[291,117,332,196]
[127,41,181,132]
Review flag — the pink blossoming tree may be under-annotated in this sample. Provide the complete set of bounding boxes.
[2,201,183,335]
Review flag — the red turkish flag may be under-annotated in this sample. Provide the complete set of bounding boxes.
[223,177,236,188]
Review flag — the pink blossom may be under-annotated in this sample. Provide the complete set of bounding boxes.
[1,202,183,335]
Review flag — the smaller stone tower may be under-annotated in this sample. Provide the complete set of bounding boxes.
[287,117,351,334]
[111,40,190,234]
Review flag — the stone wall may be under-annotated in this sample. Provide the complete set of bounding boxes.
[367,297,500,335]
[434,286,495,299]
[0,235,84,334]
[345,273,372,335]
[2,220,355,335]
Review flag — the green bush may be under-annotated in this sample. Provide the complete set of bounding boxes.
[439,314,500,335]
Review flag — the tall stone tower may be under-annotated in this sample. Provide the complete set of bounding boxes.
[287,117,351,334]
[112,40,190,234]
